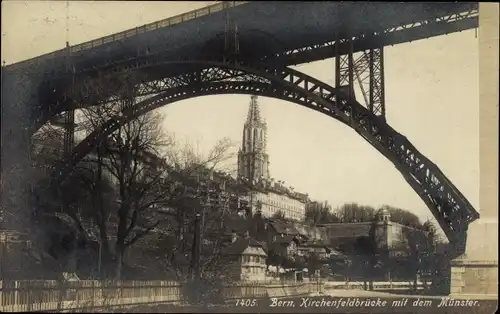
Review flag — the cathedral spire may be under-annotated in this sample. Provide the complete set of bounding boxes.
[238,95,270,182]
[246,95,262,125]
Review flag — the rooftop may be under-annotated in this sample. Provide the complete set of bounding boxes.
[222,237,264,256]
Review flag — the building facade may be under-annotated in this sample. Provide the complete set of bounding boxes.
[222,235,268,282]
[247,186,307,221]
[320,208,410,252]
[237,96,307,221]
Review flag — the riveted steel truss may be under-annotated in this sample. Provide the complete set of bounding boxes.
[335,38,355,99]
[352,47,386,118]
[335,38,385,119]
[55,61,478,253]
[62,110,75,159]
[63,45,76,159]
[263,5,478,66]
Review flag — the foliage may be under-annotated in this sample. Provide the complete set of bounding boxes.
[334,203,377,223]
[380,205,422,228]
[305,252,322,276]
[249,210,267,242]
[304,201,339,225]
[29,125,107,273]
[266,250,284,268]
[398,218,441,284]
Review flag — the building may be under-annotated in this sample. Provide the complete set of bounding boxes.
[297,241,334,260]
[270,234,301,257]
[222,234,268,282]
[237,96,308,221]
[319,208,429,280]
[187,166,251,213]
[320,208,411,253]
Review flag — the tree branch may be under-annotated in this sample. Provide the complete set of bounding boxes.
[125,221,160,247]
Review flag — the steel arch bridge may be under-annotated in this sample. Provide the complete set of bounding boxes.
[53,60,478,254]
[1,2,480,257]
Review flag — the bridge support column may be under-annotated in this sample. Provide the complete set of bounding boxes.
[1,71,40,233]
[450,3,499,299]
[63,110,75,158]
[63,42,76,159]
[335,37,386,120]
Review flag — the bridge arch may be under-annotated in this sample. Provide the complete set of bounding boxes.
[60,60,478,249]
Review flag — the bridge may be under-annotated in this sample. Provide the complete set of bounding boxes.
[1,1,497,298]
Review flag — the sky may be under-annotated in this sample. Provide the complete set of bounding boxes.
[2,1,480,226]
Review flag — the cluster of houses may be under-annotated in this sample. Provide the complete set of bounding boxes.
[217,207,443,283]
[220,215,343,282]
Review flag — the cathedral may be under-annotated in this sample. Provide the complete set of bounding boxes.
[237,96,308,221]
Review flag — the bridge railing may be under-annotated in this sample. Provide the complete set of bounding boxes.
[6,1,249,69]
[0,279,424,312]
[70,1,251,53]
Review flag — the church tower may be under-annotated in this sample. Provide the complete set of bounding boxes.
[237,95,270,182]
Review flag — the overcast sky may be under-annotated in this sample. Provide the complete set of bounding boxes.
[2,1,480,226]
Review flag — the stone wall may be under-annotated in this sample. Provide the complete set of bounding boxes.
[291,222,327,242]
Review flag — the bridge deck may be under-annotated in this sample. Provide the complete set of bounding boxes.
[4,2,478,76]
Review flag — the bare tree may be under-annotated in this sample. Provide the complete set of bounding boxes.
[164,137,235,175]
[29,71,237,281]
[334,203,377,223]
[86,111,173,278]
[305,201,339,225]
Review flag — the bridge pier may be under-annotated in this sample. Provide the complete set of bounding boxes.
[1,71,40,233]
[450,3,498,298]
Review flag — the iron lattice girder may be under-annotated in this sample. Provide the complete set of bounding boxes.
[30,64,252,135]
[351,48,385,117]
[368,48,385,117]
[63,45,76,159]
[264,8,478,67]
[38,5,478,113]
[56,63,258,112]
[335,38,354,90]
[334,38,385,118]
[58,61,478,249]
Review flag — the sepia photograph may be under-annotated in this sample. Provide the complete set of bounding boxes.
[1,1,498,313]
